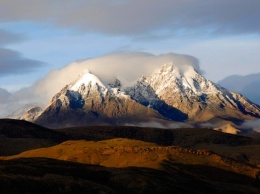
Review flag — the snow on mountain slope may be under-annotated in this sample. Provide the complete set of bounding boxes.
[70,72,107,91]
[35,71,162,128]
[126,63,260,122]
[35,63,260,129]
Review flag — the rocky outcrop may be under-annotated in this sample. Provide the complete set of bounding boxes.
[19,107,43,122]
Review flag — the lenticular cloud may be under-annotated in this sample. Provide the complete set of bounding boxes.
[32,52,201,102]
[0,52,201,117]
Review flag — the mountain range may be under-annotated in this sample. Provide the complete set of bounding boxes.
[26,63,260,132]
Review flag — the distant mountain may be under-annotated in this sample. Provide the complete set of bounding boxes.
[219,73,260,106]
[7,102,43,121]
[34,63,260,129]
[19,106,43,122]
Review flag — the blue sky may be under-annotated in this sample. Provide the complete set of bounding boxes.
[0,0,260,93]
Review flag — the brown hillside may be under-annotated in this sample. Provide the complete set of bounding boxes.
[2,138,259,180]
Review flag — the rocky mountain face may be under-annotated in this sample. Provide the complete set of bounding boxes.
[35,72,162,128]
[19,107,43,122]
[34,63,260,129]
[126,64,260,123]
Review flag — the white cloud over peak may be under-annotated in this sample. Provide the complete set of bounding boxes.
[31,52,201,102]
[0,52,200,117]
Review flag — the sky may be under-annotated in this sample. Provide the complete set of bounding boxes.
[0,0,260,116]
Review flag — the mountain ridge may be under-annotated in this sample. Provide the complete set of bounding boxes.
[30,63,260,130]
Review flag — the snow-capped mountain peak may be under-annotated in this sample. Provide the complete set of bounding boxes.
[126,63,260,122]
[35,70,162,128]
[141,63,206,97]
[156,63,201,93]
[34,63,260,128]
[158,63,197,78]
[70,71,107,92]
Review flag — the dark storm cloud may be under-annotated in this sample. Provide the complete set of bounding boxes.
[0,48,43,76]
[0,0,259,36]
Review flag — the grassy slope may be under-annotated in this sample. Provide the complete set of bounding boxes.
[1,138,259,179]
[56,125,260,165]
[1,119,260,165]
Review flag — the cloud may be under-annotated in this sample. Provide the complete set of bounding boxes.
[0,29,26,46]
[0,0,259,37]
[0,29,43,77]
[0,86,41,118]
[0,87,11,103]
[30,52,200,103]
[0,87,13,117]
[0,48,44,76]
[0,52,200,117]
[241,119,260,132]
[125,121,192,129]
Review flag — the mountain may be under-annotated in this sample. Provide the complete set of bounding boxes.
[19,107,43,122]
[126,63,260,123]
[7,103,43,120]
[35,63,260,129]
[35,72,162,128]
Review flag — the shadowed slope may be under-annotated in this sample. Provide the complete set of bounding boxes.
[1,142,260,194]
[1,119,260,165]
[0,119,68,155]
[56,126,259,147]
[0,157,259,194]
